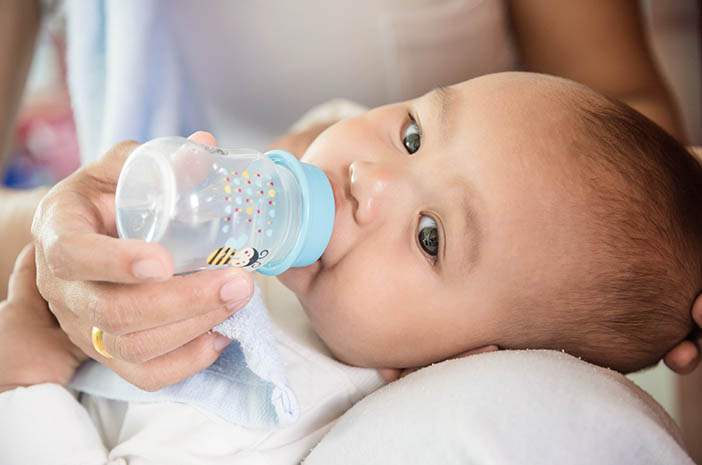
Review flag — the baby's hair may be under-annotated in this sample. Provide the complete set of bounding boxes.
[511,88,702,373]
[565,93,702,372]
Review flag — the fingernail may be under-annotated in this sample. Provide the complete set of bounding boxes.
[213,333,232,352]
[132,259,168,280]
[220,278,251,304]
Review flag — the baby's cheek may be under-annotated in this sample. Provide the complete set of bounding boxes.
[302,295,364,363]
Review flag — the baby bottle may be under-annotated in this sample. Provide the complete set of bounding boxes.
[114,137,334,275]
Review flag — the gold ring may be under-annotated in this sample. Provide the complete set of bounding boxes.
[91,326,113,359]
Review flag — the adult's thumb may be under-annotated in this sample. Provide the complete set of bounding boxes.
[7,243,44,307]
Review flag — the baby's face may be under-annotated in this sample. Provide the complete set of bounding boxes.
[279,72,589,369]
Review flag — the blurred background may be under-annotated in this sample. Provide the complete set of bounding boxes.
[1,0,700,460]
[2,1,699,189]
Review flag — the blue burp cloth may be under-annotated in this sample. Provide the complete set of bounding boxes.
[70,284,299,428]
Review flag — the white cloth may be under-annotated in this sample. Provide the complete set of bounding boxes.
[70,284,300,428]
[64,0,518,161]
[1,345,694,464]
[304,350,695,465]
[0,385,108,465]
[0,275,386,465]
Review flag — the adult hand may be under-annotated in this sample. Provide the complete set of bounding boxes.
[0,244,86,394]
[663,295,702,374]
[32,132,254,391]
[665,147,702,374]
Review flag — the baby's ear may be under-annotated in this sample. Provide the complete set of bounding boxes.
[378,345,499,382]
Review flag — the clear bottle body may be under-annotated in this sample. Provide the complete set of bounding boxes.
[115,137,303,274]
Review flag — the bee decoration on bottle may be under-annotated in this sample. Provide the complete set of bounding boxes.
[206,246,269,270]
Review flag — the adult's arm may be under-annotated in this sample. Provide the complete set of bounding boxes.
[0,0,43,299]
[0,0,40,167]
[0,187,47,300]
[511,0,685,141]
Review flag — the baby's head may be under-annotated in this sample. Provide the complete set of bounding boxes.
[278,72,702,373]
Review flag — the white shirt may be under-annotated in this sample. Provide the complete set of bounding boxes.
[63,0,517,161]
[0,275,386,465]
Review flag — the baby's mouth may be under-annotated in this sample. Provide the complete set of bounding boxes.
[326,172,343,214]
[320,171,345,263]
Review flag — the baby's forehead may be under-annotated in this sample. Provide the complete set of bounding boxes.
[443,73,593,135]
[449,72,587,103]
[436,78,589,172]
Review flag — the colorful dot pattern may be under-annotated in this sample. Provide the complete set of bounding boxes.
[216,167,277,239]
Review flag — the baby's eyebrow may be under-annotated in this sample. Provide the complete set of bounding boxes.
[449,174,482,275]
[430,86,454,132]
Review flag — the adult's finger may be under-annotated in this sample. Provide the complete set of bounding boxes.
[691,294,702,370]
[111,331,233,392]
[663,294,702,374]
[6,244,62,332]
[663,340,700,375]
[60,291,243,364]
[170,131,220,193]
[692,292,702,328]
[35,133,217,284]
[54,302,231,391]
[32,140,177,284]
[6,244,43,306]
[39,229,174,283]
[49,266,253,335]
[188,131,217,146]
[34,134,221,285]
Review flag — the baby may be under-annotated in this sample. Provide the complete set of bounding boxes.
[284,71,701,374]
[1,72,700,462]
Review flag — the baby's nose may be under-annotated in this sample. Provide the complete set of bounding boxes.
[349,161,407,225]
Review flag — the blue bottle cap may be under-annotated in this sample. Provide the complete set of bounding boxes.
[258,150,335,275]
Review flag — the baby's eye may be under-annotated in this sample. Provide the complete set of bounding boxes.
[417,215,439,260]
[402,114,421,154]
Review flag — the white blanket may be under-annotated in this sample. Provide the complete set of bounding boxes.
[305,350,694,465]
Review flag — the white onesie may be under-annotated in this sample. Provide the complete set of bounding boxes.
[0,275,386,465]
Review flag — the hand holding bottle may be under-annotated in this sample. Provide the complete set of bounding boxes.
[31,132,254,391]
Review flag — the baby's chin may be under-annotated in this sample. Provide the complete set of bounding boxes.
[276,259,322,296]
